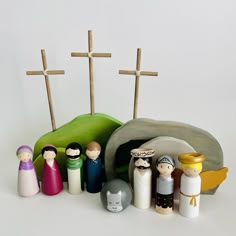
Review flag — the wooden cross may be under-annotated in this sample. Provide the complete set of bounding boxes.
[119,48,158,119]
[26,49,65,131]
[71,30,112,115]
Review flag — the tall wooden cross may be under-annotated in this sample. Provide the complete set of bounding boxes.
[26,49,65,131]
[119,48,158,119]
[71,30,112,115]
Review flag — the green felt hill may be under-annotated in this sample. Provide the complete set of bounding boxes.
[33,113,123,181]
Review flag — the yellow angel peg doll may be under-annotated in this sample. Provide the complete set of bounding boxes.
[178,153,205,218]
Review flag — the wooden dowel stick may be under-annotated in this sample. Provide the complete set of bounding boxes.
[41,49,56,131]
[119,48,158,120]
[91,53,112,57]
[71,52,89,57]
[141,71,158,76]
[26,49,65,132]
[26,70,64,75]
[71,30,112,115]
[47,70,64,75]
[133,48,142,119]
[26,71,44,75]
[88,31,95,115]
[119,70,136,75]
[71,52,112,58]
[119,71,158,76]
[136,48,141,71]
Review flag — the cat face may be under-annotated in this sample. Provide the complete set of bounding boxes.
[106,191,123,213]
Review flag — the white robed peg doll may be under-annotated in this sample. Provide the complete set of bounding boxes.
[16,145,39,197]
[131,148,154,209]
[66,142,84,194]
[178,153,205,218]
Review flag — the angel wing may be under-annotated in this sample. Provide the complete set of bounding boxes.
[200,167,228,192]
[173,167,228,192]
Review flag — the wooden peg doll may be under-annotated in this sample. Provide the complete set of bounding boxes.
[66,142,84,194]
[41,144,63,195]
[155,155,175,214]
[16,145,39,197]
[131,148,154,209]
[178,153,205,218]
[85,141,102,193]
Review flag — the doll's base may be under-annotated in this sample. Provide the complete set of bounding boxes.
[155,205,173,215]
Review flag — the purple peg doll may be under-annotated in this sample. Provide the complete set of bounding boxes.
[41,144,63,195]
[16,145,39,197]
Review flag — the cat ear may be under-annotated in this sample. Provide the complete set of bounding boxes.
[107,191,111,196]
[117,190,122,195]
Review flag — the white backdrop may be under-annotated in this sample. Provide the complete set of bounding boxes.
[0,0,235,235]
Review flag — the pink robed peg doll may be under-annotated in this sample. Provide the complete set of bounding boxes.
[41,144,63,195]
[16,145,39,197]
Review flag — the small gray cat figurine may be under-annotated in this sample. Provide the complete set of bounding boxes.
[100,179,132,213]
[107,190,123,212]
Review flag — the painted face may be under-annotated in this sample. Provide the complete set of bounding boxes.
[134,158,151,169]
[86,149,100,160]
[106,191,123,213]
[66,148,80,158]
[157,163,174,177]
[43,150,56,160]
[183,167,200,177]
[17,151,32,162]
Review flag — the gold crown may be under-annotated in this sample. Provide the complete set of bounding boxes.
[178,152,205,164]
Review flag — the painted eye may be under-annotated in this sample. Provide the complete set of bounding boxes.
[109,202,112,204]
[116,202,119,204]
[168,166,170,169]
